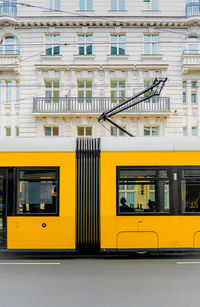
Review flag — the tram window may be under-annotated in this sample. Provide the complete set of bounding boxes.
[181,169,200,213]
[16,168,58,215]
[118,168,170,214]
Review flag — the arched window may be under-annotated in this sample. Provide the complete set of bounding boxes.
[185,36,199,54]
[0,36,20,55]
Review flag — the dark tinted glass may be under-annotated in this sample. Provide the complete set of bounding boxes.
[17,169,58,215]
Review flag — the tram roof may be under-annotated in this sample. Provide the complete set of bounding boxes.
[0,137,200,152]
[101,137,200,151]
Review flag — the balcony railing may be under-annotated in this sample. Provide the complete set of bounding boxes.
[182,52,200,65]
[33,97,170,114]
[0,3,17,17]
[186,2,200,17]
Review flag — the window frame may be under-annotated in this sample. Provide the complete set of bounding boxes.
[15,167,59,216]
[49,0,60,10]
[110,34,126,55]
[144,34,159,55]
[79,0,93,11]
[78,34,93,55]
[45,34,60,56]
[44,126,59,137]
[110,0,126,10]
[0,36,20,55]
[116,166,173,216]
[178,166,200,216]
[77,126,92,137]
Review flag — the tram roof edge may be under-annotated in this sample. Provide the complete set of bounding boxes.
[101,137,200,152]
[0,137,77,152]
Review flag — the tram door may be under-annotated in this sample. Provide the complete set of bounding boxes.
[0,170,7,249]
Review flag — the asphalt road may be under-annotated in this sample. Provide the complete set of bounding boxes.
[0,253,200,307]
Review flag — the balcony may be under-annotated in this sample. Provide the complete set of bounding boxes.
[186,2,200,18]
[33,96,170,116]
[182,51,200,74]
[0,54,21,74]
[0,3,17,17]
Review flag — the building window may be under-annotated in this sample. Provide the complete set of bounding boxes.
[111,34,125,55]
[143,0,158,10]
[49,0,60,10]
[16,81,20,103]
[45,34,60,55]
[144,126,159,136]
[78,35,92,55]
[6,81,11,104]
[117,167,170,214]
[111,0,125,10]
[182,92,186,103]
[45,80,59,102]
[111,127,125,136]
[184,36,199,54]
[181,169,200,213]
[44,126,59,136]
[144,34,159,54]
[16,126,19,137]
[191,81,197,104]
[182,81,186,104]
[0,36,20,55]
[110,80,125,103]
[79,0,93,10]
[77,126,92,137]
[183,127,187,136]
[16,168,58,215]
[78,80,92,103]
[1,0,17,17]
[192,127,198,136]
[5,127,11,137]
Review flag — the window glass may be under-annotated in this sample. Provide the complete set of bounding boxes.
[144,34,159,54]
[45,35,60,55]
[79,0,93,10]
[78,35,92,55]
[77,127,84,136]
[182,92,186,103]
[118,168,170,214]
[191,93,196,103]
[183,127,187,136]
[111,34,125,55]
[5,127,11,137]
[181,169,200,213]
[17,169,58,215]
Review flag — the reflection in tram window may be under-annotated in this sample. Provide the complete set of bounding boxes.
[182,169,200,213]
[118,168,170,214]
[17,168,58,215]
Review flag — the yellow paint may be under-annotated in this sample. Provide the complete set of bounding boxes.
[101,151,200,249]
[117,231,158,249]
[5,152,76,250]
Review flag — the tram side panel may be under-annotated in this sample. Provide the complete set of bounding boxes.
[4,151,76,250]
[100,151,200,251]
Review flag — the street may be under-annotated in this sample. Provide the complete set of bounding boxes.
[0,253,200,307]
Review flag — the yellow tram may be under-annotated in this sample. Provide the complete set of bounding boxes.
[0,136,200,253]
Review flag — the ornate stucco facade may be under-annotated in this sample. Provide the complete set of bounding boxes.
[0,0,199,137]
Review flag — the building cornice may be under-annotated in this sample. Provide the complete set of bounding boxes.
[0,16,196,29]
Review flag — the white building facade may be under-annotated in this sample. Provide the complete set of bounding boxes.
[0,0,199,137]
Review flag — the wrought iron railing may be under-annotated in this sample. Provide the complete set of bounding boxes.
[186,2,200,17]
[33,96,170,113]
[0,3,17,17]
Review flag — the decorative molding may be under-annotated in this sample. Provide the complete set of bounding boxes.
[1,17,198,29]
[0,54,21,74]
[136,64,168,71]
[35,64,67,71]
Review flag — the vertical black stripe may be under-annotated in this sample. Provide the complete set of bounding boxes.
[76,138,100,252]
